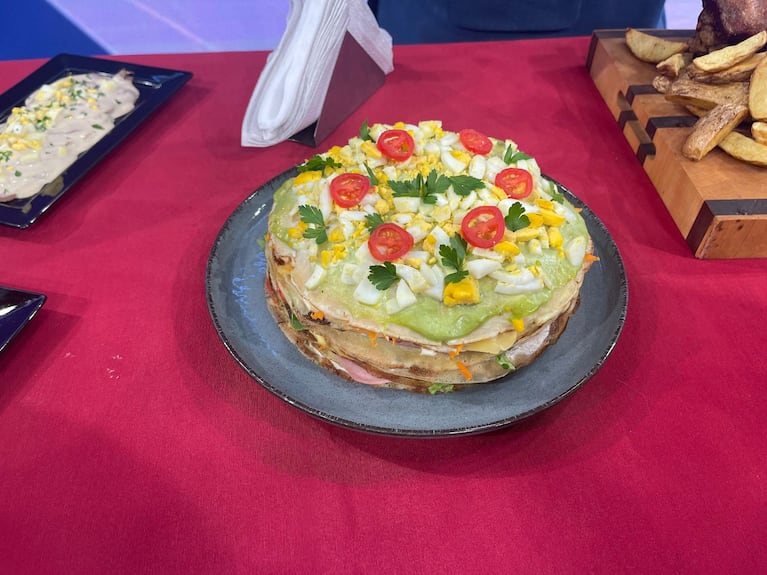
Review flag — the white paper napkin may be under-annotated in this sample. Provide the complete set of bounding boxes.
[241,0,393,147]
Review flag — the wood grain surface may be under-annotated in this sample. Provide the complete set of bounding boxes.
[587,29,767,259]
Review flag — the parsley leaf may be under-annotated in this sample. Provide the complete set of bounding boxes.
[297,155,341,174]
[439,234,469,284]
[390,169,452,205]
[289,312,307,331]
[360,120,374,142]
[365,212,385,232]
[368,261,398,290]
[389,175,421,198]
[503,145,532,165]
[448,174,484,196]
[428,383,455,394]
[298,205,328,244]
[423,170,451,204]
[496,354,516,370]
[505,201,530,232]
[549,182,565,203]
[363,162,379,186]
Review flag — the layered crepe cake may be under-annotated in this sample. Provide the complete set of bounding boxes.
[265,121,595,393]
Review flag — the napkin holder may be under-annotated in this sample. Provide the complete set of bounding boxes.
[290,31,386,147]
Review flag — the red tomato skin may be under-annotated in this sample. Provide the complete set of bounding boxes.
[368,223,414,261]
[376,129,415,162]
[459,129,493,155]
[329,173,370,208]
[495,168,533,199]
[461,205,505,248]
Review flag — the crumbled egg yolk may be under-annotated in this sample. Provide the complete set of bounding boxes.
[443,276,480,306]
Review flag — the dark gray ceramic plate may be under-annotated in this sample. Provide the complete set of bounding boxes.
[206,169,628,437]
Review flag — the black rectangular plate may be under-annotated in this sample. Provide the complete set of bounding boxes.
[0,53,193,228]
[0,286,46,353]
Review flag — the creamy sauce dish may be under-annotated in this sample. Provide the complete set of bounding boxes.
[0,70,139,201]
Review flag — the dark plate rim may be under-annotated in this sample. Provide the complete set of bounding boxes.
[205,169,629,437]
[0,53,193,228]
[0,285,46,354]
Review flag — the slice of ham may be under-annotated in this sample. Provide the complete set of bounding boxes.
[332,356,391,386]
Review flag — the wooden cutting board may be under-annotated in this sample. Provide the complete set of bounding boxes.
[587,29,767,259]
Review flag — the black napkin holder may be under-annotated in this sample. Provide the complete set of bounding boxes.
[290,31,386,147]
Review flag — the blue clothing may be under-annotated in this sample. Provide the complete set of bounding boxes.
[373,0,667,44]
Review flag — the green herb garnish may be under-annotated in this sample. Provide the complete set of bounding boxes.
[14,170,22,177]
[298,205,328,244]
[297,155,341,174]
[424,170,452,203]
[503,145,532,165]
[389,173,422,199]
[368,261,398,290]
[448,174,484,196]
[92,124,104,130]
[34,116,51,131]
[428,383,455,394]
[0,150,12,162]
[549,182,565,203]
[390,169,451,205]
[289,312,307,331]
[505,201,530,232]
[363,162,379,186]
[496,354,516,370]
[439,234,469,284]
[365,212,385,232]
[360,120,374,142]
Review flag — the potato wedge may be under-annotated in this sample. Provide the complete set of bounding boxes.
[689,52,767,84]
[665,76,749,110]
[692,30,767,73]
[752,121,767,145]
[684,104,711,118]
[626,28,688,64]
[718,131,767,167]
[656,53,693,78]
[652,74,672,94]
[682,103,749,160]
[748,55,767,120]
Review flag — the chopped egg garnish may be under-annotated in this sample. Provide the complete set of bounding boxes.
[273,121,591,317]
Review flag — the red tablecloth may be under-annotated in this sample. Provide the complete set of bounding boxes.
[1,38,765,574]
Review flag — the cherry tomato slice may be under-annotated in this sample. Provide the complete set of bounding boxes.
[376,129,415,162]
[368,223,414,261]
[459,128,493,155]
[461,205,505,249]
[495,168,533,199]
[330,173,370,208]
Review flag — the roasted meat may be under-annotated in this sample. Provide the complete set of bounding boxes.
[690,0,767,53]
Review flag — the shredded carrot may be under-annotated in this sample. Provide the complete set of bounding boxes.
[456,361,472,381]
[367,330,378,347]
[310,310,324,320]
[575,208,582,213]
[584,254,601,262]
[449,344,463,360]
